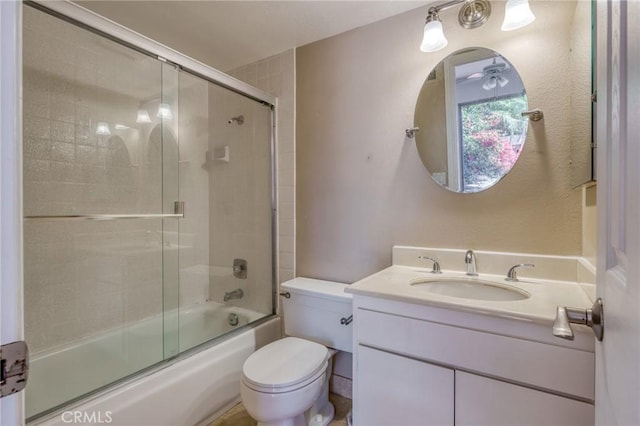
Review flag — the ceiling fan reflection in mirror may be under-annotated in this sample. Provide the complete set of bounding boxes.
[466,58,510,90]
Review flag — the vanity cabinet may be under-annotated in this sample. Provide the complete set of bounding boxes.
[357,345,454,426]
[352,296,595,426]
[455,371,594,426]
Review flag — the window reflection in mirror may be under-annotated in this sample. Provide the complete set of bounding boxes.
[415,47,529,193]
[460,94,528,192]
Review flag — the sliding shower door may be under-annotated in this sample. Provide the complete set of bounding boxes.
[22,6,181,419]
[22,3,275,421]
[176,70,274,351]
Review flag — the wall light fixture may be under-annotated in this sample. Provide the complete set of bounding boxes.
[501,0,536,31]
[420,0,535,53]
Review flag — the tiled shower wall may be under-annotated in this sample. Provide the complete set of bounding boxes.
[204,80,274,316]
[229,49,296,287]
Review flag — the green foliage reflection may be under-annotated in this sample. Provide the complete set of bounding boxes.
[460,94,528,192]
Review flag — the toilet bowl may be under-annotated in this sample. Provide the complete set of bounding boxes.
[240,278,353,426]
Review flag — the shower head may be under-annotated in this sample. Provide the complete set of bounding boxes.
[228,115,244,125]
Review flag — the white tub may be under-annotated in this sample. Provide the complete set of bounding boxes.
[28,302,280,426]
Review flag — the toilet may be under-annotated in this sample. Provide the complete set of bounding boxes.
[241,278,353,426]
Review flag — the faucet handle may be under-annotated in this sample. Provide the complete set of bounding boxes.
[505,263,535,282]
[418,256,442,274]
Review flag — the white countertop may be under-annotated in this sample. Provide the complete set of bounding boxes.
[345,265,594,326]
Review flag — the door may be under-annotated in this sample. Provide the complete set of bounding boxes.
[0,0,25,424]
[595,1,640,425]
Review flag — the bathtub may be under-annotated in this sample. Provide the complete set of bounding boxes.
[28,302,280,426]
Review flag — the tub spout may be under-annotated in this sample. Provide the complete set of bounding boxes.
[224,288,244,302]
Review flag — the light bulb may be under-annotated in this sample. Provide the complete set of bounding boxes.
[497,75,509,87]
[157,103,173,120]
[420,13,448,53]
[502,0,536,31]
[96,122,111,135]
[136,109,151,123]
[482,78,497,91]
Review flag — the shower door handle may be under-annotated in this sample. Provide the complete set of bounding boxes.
[24,213,184,221]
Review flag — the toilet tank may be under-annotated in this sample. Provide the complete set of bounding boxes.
[281,278,353,353]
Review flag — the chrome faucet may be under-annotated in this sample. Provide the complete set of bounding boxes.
[418,256,442,274]
[464,250,478,276]
[505,263,535,282]
[224,288,244,302]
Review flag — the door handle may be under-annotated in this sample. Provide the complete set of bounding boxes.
[553,298,604,341]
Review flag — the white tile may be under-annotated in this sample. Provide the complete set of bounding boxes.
[268,55,282,76]
[279,235,294,253]
[269,74,282,94]
[277,166,294,186]
[257,60,269,78]
[279,218,294,238]
[279,268,294,284]
[279,202,295,220]
[279,185,295,204]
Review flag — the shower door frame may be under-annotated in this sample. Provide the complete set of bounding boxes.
[5,0,279,422]
[33,1,277,106]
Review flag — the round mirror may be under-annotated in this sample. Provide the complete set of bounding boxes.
[414,47,529,193]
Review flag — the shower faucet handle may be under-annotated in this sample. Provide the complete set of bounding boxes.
[233,258,247,279]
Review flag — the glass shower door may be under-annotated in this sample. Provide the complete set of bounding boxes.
[22,5,180,419]
[176,71,274,352]
[22,3,276,420]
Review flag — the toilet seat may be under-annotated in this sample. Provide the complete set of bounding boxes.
[242,337,328,393]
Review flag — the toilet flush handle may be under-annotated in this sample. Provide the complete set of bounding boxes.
[340,315,353,325]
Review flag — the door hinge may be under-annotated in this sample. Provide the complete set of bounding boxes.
[0,341,29,398]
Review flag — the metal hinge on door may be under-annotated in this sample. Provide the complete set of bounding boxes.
[0,341,29,398]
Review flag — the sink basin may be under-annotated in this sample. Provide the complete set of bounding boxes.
[410,277,530,301]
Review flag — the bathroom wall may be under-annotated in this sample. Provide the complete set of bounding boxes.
[297,1,586,283]
[229,50,297,286]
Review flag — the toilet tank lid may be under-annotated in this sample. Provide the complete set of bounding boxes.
[281,277,352,301]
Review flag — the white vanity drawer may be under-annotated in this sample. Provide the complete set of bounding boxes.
[356,308,595,400]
